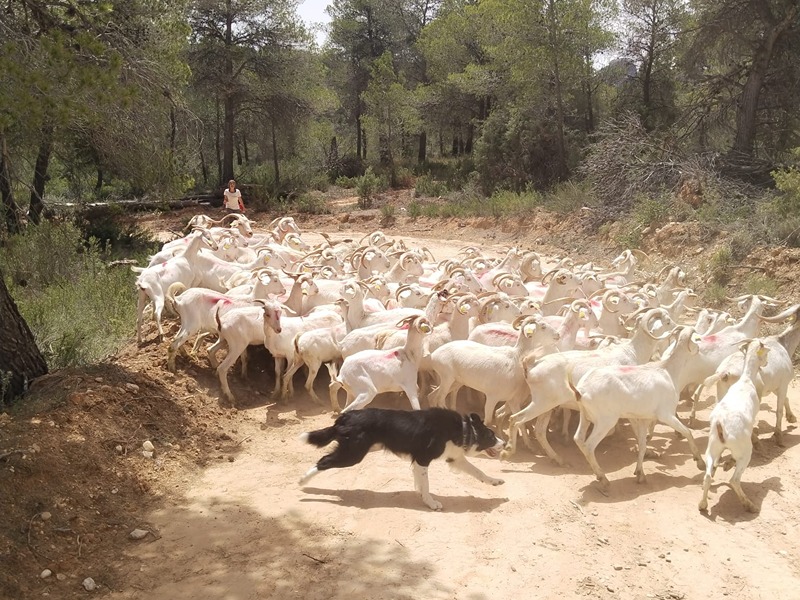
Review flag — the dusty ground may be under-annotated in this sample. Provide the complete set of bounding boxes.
[2,196,800,599]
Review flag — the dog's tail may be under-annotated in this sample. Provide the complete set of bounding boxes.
[299,425,337,447]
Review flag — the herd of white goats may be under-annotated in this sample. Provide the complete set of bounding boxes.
[133,213,799,512]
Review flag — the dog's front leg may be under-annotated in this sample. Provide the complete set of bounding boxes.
[448,456,504,486]
[412,462,442,511]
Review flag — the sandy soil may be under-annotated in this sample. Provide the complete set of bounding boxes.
[2,211,799,600]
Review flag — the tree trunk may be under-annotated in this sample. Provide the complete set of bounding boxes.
[731,5,798,157]
[547,0,568,178]
[417,130,427,163]
[0,133,20,235]
[271,116,280,191]
[95,167,103,192]
[215,97,222,184]
[200,147,208,185]
[29,123,54,225]
[222,4,235,184]
[583,49,595,133]
[362,127,367,160]
[235,137,242,166]
[465,124,473,154]
[356,113,363,159]
[242,132,249,163]
[222,91,235,183]
[0,270,47,404]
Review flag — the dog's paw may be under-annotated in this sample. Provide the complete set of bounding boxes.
[487,478,505,486]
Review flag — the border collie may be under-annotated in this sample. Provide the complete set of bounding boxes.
[299,407,505,510]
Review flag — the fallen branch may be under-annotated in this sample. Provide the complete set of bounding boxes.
[302,552,327,564]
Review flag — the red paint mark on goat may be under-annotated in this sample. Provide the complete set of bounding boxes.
[703,335,718,343]
[489,329,517,338]
[618,366,635,374]
[385,350,400,360]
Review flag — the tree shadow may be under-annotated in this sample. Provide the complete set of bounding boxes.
[110,497,451,599]
[301,487,508,513]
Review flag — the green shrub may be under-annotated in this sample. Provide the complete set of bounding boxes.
[631,193,671,228]
[335,175,359,188]
[356,167,381,209]
[76,205,155,252]
[422,203,440,218]
[771,148,800,217]
[415,174,448,198]
[293,194,329,215]
[394,167,414,189]
[380,203,396,219]
[708,244,733,286]
[543,181,596,214]
[743,274,779,298]
[704,282,727,307]
[407,200,423,218]
[0,221,140,370]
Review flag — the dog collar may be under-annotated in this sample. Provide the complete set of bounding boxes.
[462,417,475,450]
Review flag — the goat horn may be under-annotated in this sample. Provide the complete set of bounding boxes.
[758,303,800,323]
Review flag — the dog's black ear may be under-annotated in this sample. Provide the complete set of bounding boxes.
[469,413,483,426]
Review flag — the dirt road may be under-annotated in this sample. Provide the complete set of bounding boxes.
[110,230,800,600]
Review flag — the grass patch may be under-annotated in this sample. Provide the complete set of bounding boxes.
[415,173,448,198]
[743,274,779,298]
[380,203,396,220]
[1,221,143,370]
[542,181,595,214]
[708,244,733,286]
[335,175,359,188]
[407,200,423,218]
[704,282,728,307]
[292,194,329,215]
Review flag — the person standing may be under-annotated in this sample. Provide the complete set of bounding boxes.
[223,179,245,213]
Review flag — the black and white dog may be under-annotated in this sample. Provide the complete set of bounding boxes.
[299,407,505,510]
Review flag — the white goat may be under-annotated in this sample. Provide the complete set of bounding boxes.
[568,327,707,492]
[329,315,434,412]
[428,316,561,424]
[701,304,800,445]
[699,340,770,513]
[207,301,283,404]
[134,228,218,344]
[503,308,674,464]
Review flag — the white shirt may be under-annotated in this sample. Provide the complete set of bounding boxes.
[223,188,242,209]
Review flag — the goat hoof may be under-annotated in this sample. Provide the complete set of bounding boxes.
[596,476,610,494]
[773,432,785,447]
[786,413,797,424]
[695,458,706,471]
[698,501,708,513]
[644,449,661,460]
[488,478,504,486]
[744,501,758,513]
[499,449,512,461]
[635,471,647,484]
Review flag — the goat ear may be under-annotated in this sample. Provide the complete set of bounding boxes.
[469,413,483,426]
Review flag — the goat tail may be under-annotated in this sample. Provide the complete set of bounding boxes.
[568,380,582,403]
[715,422,726,444]
[374,331,390,349]
[293,333,301,356]
[214,304,222,332]
[300,425,337,447]
[165,282,187,317]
